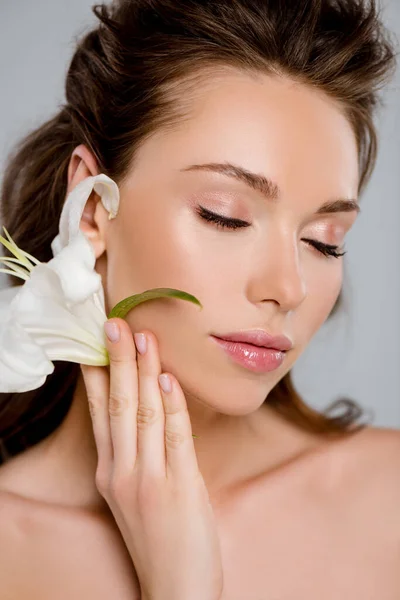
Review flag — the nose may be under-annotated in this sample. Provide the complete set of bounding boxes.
[247,230,307,312]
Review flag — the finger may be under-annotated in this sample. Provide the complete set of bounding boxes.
[80,363,113,475]
[104,318,139,475]
[158,372,200,482]
[134,330,166,478]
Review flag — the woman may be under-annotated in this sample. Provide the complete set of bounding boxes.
[0,0,399,597]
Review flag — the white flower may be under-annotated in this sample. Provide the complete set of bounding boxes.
[0,174,120,393]
[0,174,202,395]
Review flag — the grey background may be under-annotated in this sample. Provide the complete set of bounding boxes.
[0,1,399,428]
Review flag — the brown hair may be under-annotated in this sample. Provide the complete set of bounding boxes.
[0,0,397,462]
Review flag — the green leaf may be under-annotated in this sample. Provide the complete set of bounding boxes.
[108,289,202,442]
[107,287,203,320]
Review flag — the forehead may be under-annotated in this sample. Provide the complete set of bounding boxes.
[132,71,359,199]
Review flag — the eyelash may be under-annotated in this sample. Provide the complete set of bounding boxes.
[195,206,347,260]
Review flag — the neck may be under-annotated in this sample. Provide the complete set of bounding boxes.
[0,371,324,513]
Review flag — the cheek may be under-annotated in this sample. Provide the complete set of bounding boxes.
[306,262,343,329]
[105,205,218,319]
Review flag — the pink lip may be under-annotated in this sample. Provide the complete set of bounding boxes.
[210,336,286,373]
[213,330,293,352]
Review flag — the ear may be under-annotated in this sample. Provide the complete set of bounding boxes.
[66,144,108,260]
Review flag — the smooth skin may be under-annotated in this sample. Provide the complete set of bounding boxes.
[0,70,399,599]
[80,320,223,600]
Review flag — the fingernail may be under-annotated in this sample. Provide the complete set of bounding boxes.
[134,332,147,355]
[104,320,120,343]
[159,373,172,393]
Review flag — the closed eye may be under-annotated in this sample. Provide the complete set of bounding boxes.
[195,205,249,230]
[195,205,346,260]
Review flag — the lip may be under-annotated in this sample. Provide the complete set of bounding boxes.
[212,330,293,352]
[210,336,287,373]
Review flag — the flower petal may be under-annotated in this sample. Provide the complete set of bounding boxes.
[47,230,103,305]
[50,173,120,256]
[0,173,121,392]
[8,264,108,365]
[0,285,21,319]
[0,318,54,393]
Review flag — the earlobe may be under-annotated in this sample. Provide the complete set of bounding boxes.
[80,226,107,261]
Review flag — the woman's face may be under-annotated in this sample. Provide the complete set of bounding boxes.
[101,71,359,418]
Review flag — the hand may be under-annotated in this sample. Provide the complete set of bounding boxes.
[80,318,224,600]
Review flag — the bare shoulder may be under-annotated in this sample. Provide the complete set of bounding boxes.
[342,425,400,474]
[332,425,400,481]
[0,490,75,599]
[0,491,30,599]
[327,425,400,528]
[0,454,40,593]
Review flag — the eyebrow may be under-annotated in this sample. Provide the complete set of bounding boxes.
[180,162,361,215]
